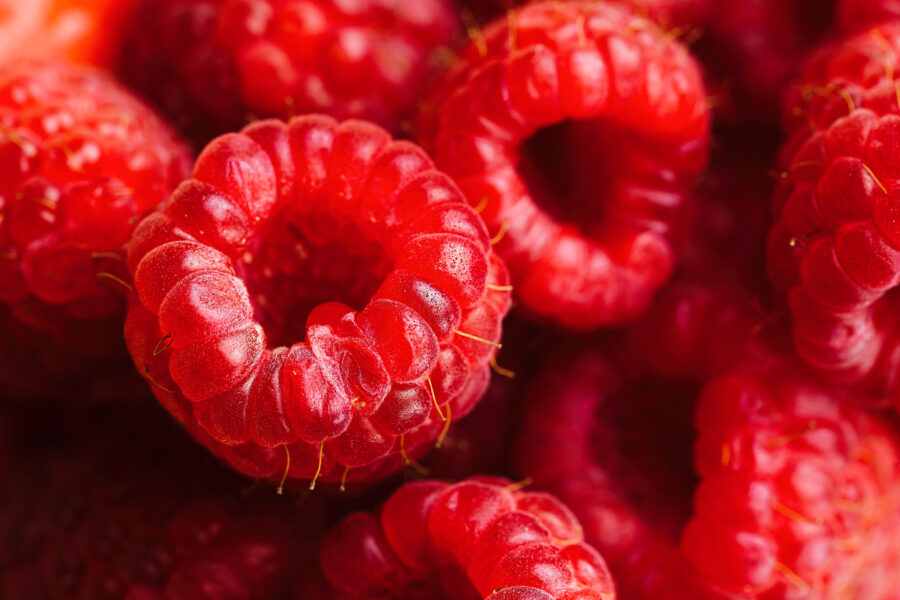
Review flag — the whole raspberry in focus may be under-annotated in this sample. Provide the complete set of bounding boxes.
[125,114,511,489]
[319,477,617,599]
[418,1,710,330]
[0,59,191,400]
[0,407,307,600]
[122,0,459,144]
[0,0,138,67]
[516,349,900,600]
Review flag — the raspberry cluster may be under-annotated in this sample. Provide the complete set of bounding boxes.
[319,477,616,600]
[6,2,900,599]
[125,114,511,486]
[516,350,900,599]
[122,0,458,143]
[418,1,710,330]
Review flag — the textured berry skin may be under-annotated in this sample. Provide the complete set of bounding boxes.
[125,114,511,487]
[782,21,900,135]
[516,350,900,599]
[0,0,137,67]
[419,1,710,330]
[768,24,900,405]
[0,59,191,398]
[0,408,303,600]
[319,477,617,600]
[122,0,458,143]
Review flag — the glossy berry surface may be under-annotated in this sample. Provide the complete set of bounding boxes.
[125,114,511,487]
[0,59,191,398]
[122,0,458,144]
[319,477,616,600]
[516,349,900,599]
[419,1,710,330]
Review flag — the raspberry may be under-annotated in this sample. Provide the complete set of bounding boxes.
[125,114,511,488]
[0,407,306,600]
[782,21,900,135]
[318,477,617,600]
[418,1,710,330]
[121,0,458,144]
[0,0,137,67]
[0,59,191,398]
[768,27,900,404]
[516,350,900,599]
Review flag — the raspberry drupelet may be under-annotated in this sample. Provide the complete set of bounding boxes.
[125,114,512,488]
[0,59,191,399]
[769,23,900,406]
[418,1,710,330]
[318,477,617,600]
[121,0,458,144]
[516,347,900,600]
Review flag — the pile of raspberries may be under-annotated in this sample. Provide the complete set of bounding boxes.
[5,1,900,598]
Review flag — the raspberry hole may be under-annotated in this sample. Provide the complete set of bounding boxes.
[235,212,391,348]
[595,377,699,540]
[518,119,648,235]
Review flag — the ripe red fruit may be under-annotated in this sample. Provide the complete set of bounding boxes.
[0,0,138,67]
[0,408,307,600]
[516,350,900,599]
[0,59,191,399]
[782,21,900,135]
[125,114,511,488]
[121,0,458,144]
[768,25,900,406]
[418,1,710,330]
[319,477,617,600]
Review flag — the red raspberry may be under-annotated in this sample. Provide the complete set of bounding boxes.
[0,59,191,397]
[318,477,617,600]
[125,114,511,488]
[0,0,138,67]
[768,25,900,405]
[418,1,710,330]
[0,408,305,600]
[782,21,900,135]
[516,350,900,599]
[837,0,900,30]
[122,0,458,144]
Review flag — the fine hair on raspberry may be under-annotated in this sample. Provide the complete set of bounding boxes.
[319,476,617,599]
[125,114,512,488]
[418,1,710,330]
